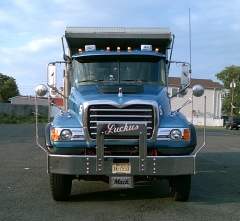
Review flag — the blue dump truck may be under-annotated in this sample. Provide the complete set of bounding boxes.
[35,27,204,202]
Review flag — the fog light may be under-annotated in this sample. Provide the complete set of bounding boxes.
[170,129,182,140]
[60,129,72,141]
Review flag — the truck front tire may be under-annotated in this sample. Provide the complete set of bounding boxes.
[169,175,191,202]
[50,173,72,201]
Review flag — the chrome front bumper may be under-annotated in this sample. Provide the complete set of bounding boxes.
[45,123,199,176]
[47,154,196,176]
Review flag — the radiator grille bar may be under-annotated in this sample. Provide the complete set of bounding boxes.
[87,104,154,139]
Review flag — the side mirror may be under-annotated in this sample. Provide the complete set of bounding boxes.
[35,84,48,97]
[179,85,188,96]
[47,64,57,87]
[181,64,189,85]
[192,85,204,97]
[169,62,191,99]
[63,54,71,62]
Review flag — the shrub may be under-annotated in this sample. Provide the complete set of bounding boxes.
[0,112,48,124]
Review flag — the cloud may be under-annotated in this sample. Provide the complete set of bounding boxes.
[0,36,60,61]
[1,0,240,95]
[231,24,240,31]
[50,20,67,29]
[13,0,38,13]
[19,37,58,52]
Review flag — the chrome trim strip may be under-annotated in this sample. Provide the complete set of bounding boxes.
[52,127,85,141]
[157,127,190,141]
[90,108,152,112]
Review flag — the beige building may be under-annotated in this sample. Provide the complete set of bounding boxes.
[9,96,48,106]
[169,77,224,126]
[9,96,63,117]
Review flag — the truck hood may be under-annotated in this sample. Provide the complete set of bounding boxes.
[65,83,188,130]
[70,84,169,105]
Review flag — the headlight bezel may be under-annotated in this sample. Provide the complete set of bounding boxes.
[51,127,85,142]
[157,128,190,141]
[60,129,72,141]
[170,129,182,140]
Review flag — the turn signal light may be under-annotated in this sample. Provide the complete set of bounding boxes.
[183,129,190,141]
[106,47,110,52]
[127,47,131,52]
[117,47,120,52]
[51,128,59,141]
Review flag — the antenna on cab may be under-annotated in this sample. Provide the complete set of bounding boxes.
[189,8,192,74]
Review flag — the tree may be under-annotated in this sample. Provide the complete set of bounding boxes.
[215,65,240,116]
[0,73,20,103]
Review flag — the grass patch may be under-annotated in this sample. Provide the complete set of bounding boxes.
[0,112,48,124]
[195,125,225,130]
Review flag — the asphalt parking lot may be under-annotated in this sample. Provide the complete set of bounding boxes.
[0,125,240,221]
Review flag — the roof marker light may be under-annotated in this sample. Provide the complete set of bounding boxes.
[155,48,159,53]
[85,45,96,51]
[141,45,152,51]
[78,48,82,53]
[127,47,131,52]
[106,47,110,52]
[117,47,120,52]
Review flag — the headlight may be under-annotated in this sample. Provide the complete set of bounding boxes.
[170,129,182,140]
[60,129,72,141]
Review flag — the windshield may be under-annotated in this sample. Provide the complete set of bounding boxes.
[71,55,166,86]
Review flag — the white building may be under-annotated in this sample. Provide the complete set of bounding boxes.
[169,77,224,126]
[9,96,63,117]
[9,95,48,106]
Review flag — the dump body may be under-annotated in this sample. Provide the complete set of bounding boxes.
[65,27,172,55]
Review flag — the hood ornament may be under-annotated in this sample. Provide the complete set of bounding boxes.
[118,87,123,97]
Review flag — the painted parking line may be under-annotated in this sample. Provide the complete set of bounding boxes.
[227,147,240,151]
[198,155,222,164]
[196,171,227,173]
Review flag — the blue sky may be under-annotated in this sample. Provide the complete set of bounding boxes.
[1,0,240,95]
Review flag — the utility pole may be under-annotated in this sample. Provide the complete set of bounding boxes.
[230,79,236,116]
[191,92,193,123]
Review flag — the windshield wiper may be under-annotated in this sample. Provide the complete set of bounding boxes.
[79,79,104,83]
[121,79,148,83]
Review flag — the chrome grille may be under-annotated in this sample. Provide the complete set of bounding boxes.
[87,104,154,139]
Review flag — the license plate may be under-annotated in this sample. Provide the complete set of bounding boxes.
[112,164,131,174]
